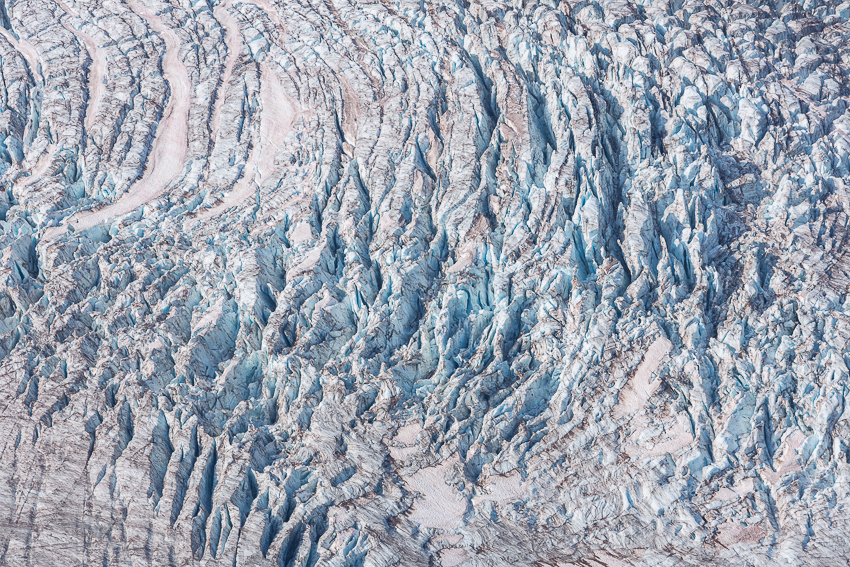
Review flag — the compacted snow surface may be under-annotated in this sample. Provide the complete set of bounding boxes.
[1,0,850,565]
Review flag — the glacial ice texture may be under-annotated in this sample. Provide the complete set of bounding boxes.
[1,0,850,565]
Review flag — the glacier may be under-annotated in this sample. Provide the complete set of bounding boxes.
[1,0,850,565]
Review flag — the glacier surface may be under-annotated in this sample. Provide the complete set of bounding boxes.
[1,0,850,565]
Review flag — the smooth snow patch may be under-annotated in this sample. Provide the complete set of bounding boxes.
[438,547,467,567]
[404,455,466,529]
[717,519,766,546]
[289,222,314,244]
[388,422,422,461]
[394,422,421,445]
[472,471,526,507]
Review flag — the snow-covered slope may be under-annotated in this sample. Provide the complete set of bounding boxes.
[1,0,850,564]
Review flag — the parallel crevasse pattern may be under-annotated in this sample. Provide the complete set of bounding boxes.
[1,0,850,565]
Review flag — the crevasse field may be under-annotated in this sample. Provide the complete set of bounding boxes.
[1,0,849,565]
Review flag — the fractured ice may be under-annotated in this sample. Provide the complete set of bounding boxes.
[1,0,850,564]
